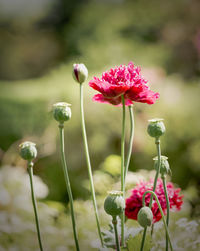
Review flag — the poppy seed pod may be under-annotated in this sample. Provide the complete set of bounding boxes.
[153,155,171,178]
[19,141,37,161]
[137,206,153,228]
[72,63,88,84]
[147,118,165,139]
[53,102,71,124]
[104,191,125,217]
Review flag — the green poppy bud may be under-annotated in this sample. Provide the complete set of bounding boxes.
[19,141,37,161]
[137,206,153,228]
[153,155,171,178]
[104,191,125,217]
[53,102,71,124]
[72,63,88,84]
[147,118,165,139]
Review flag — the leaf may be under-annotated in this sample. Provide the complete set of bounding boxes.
[126,232,153,251]
[101,223,116,248]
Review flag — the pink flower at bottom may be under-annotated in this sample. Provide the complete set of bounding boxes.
[89,62,159,106]
[125,178,183,223]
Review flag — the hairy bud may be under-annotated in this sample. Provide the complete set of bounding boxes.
[137,206,153,228]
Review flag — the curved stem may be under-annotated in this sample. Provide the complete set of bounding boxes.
[27,161,44,251]
[162,177,170,251]
[120,95,126,247]
[79,84,104,247]
[124,105,134,182]
[140,138,161,251]
[112,216,121,251]
[142,191,173,251]
[59,125,80,251]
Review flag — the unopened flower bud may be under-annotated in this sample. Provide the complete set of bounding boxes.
[53,102,71,124]
[72,63,88,84]
[137,206,153,228]
[19,141,37,161]
[104,191,125,217]
[153,155,171,178]
[147,118,165,139]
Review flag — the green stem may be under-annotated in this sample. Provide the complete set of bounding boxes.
[112,216,121,251]
[140,227,147,251]
[150,139,161,207]
[27,161,44,251]
[162,177,170,251]
[120,95,126,247]
[124,105,134,182]
[142,191,173,251]
[151,223,154,236]
[140,138,161,251]
[59,124,80,251]
[79,84,104,247]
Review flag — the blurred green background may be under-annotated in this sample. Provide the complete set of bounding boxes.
[0,0,200,248]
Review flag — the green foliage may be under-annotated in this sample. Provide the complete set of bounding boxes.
[100,155,121,177]
[127,233,153,251]
[0,98,50,150]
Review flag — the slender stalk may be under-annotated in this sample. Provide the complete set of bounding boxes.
[124,105,134,182]
[27,161,44,251]
[140,227,147,251]
[120,95,126,247]
[112,216,121,251]
[79,84,104,247]
[59,124,80,251]
[142,191,173,251]
[140,138,161,251]
[150,139,161,207]
[151,223,154,236]
[162,177,170,251]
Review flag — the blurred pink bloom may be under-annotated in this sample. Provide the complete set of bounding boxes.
[125,178,183,223]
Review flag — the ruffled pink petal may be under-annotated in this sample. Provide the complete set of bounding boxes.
[89,79,130,98]
[92,94,133,106]
[134,90,160,104]
[126,85,160,104]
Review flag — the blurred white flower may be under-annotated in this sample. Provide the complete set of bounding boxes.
[0,187,11,206]
[8,247,19,251]
[152,217,200,251]
[125,171,145,186]
[24,175,49,199]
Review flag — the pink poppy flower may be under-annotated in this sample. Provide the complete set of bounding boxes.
[89,62,159,106]
[125,178,183,223]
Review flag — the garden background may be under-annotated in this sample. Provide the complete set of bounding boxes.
[0,0,200,250]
